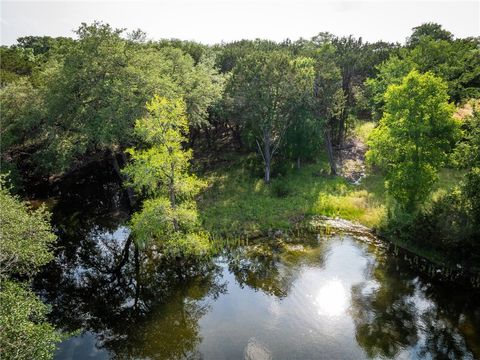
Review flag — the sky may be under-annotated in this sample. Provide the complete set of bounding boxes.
[1,0,479,45]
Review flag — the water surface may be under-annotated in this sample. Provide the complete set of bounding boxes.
[34,163,480,359]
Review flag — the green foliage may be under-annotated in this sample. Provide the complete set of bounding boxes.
[0,178,61,359]
[451,107,480,169]
[271,180,291,198]
[409,37,480,102]
[0,47,35,85]
[367,70,457,211]
[367,25,479,116]
[0,180,56,279]
[229,51,315,182]
[365,56,415,119]
[124,97,196,197]
[124,96,210,258]
[0,78,44,152]
[1,22,224,177]
[407,22,453,48]
[0,281,62,360]
[383,168,480,266]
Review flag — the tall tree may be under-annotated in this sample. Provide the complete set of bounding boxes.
[1,22,224,177]
[331,36,367,145]
[407,22,454,47]
[123,96,209,259]
[230,51,314,183]
[311,44,345,175]
[367,25,480,117]
[367,70,457,212]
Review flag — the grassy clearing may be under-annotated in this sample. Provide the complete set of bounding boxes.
[198,159,462,240]
[198,155,386,237]
[197,121,465,239]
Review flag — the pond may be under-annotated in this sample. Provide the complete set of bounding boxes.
[33,161,480,360]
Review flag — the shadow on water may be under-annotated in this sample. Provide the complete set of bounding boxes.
[33,160,480,359]
[33,160,228,359]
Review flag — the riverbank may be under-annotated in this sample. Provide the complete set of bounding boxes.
[197,151,473,276]
[198,156,386,237]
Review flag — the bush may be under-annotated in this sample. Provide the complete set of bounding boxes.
[0,178,62,359]
[384,169,480,263]
[0,281,62,360]
[0,183,56,279]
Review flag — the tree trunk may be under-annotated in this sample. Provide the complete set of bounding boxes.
[337,111,346,148]
[233,124,243,150]
[265,162,271,183]
[110,150,136,208]
[263,129,271,184]
[296,156,301,170]
[324,130,337,176]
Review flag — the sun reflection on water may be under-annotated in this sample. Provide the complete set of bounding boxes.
[315,279,348,316]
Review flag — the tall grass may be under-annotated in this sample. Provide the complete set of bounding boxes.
[198,156,386,237]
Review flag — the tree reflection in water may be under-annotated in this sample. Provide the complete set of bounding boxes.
[350,248,480,359]
[32,162,480,359]
[226,240,328,298]
[350,267,419,358]
[33,161,226,360]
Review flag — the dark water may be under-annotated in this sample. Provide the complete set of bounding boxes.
[34,162,480,360]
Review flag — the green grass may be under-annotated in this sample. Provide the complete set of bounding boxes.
[196,119,466,239]
[197,153,465,240]
[198,155,386,237]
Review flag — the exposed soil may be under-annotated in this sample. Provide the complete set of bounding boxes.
[336,136,367,184]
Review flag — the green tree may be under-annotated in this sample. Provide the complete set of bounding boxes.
[123,96,210,258]
[3,22,224,176]
[0,46,35,85]
[0,182,56,278]
[407,22,454,47]
[367,70,457,212]
[0,180,61,359]
[367,28,480,115]
[283,56,318,169]
[0,282,61,360]
[365,56,415,120]
[230,51,314,183]
[409,37,480,102]
[311,44,345,175]
[451,107,480,169]
[331,35,367,145]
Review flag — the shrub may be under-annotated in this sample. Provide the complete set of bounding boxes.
[0,281,62,360]
[0,178,62,359]
[384,168,480,262]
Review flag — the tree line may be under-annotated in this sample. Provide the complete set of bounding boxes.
[2,22,478,186]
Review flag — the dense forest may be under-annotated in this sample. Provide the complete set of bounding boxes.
[1,21,480,359]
